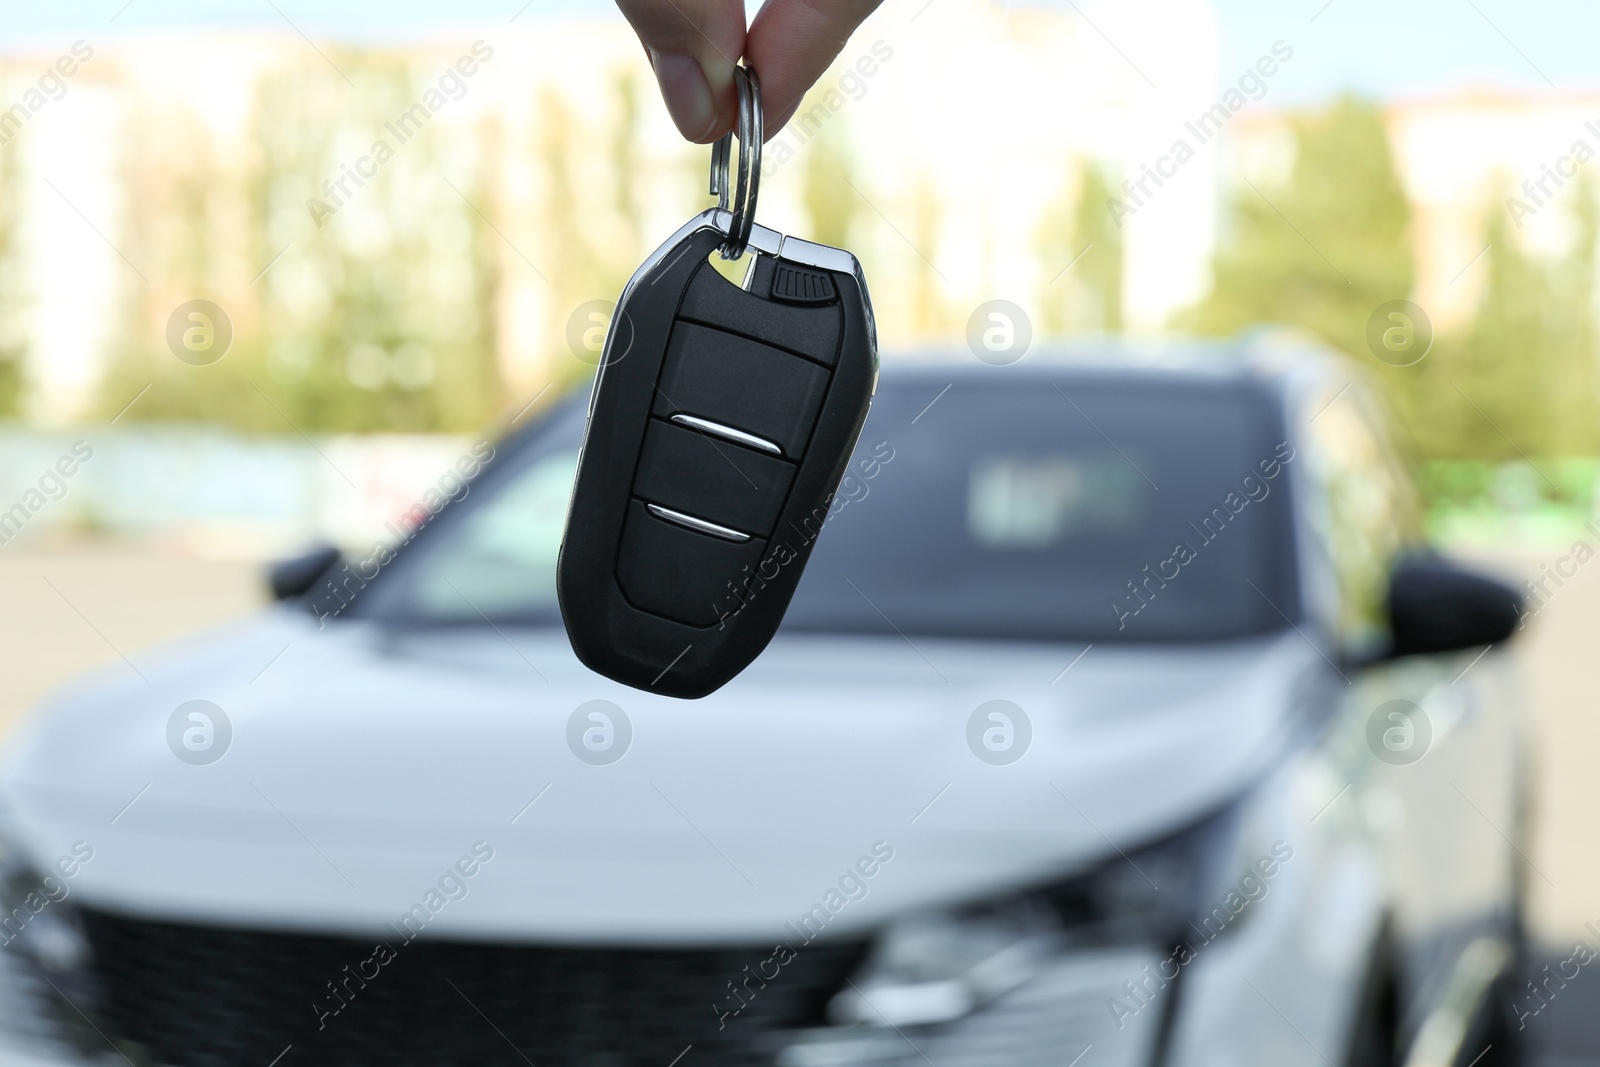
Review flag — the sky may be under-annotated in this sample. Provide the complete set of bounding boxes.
[4,0,1599,106]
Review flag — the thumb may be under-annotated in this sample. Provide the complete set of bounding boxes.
[614,0,747,142]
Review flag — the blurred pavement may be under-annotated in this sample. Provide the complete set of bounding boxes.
[0,544,265,735]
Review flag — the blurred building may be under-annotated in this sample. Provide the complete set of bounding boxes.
[3,3,1596,430]
[0,0,1222,428]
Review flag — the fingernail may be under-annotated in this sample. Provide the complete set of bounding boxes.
[650,51,717,142]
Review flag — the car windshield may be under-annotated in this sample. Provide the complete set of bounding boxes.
[363,367,1299,643]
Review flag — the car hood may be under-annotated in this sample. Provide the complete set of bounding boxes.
[0,608,1317,944]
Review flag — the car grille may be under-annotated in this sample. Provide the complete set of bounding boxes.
[41,907,869,1067]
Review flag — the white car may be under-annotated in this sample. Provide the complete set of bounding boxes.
[0,339,1527,1067]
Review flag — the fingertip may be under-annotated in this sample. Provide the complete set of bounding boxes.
[702,60,741,143]
[651,50,737,143]
[744,0,885,138]
[764,97,802,141]
[619,0,747,143]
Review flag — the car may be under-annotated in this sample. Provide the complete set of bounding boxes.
[0,333,1527,1067]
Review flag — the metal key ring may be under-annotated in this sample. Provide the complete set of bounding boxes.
[708,66,762,259]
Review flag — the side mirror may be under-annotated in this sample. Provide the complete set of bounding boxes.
[1385,555,1523,658]
[266,543,342,601]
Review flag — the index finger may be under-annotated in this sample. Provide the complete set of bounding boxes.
[745,0,884,137]
[615,0,746,142]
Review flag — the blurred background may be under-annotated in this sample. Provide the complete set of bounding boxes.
[1,0,1599,1050]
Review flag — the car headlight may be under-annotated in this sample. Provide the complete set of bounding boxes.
[808,798,1277,1039]
[0,827,91,979]
[0,823,102,1063]
[826,905,1062,1027]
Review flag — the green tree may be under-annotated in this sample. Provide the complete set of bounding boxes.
[1181,91,1599,466]
[908,179,948,337]
[1038,161,1123,334]
[1419,179,1598,462]
[0,138,25,416]
[610,70,645,254]
[253,52,502,432]
[97,107,261,427]
[542,74,651,393]
[801,119,859,250]
[1179,94,1413,358]
[99,49,504,432]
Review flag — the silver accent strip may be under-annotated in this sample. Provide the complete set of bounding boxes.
[744,218,785,259]
[778,234,859,275]
[645,503,753,543]
[669,414,782,455]
[1400,937,1511,1067]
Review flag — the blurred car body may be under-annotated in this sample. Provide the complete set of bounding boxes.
[0,336,1527,1067]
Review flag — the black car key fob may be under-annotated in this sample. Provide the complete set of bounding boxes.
[558,68,877,699]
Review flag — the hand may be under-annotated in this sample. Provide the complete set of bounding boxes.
[614,0,883,143]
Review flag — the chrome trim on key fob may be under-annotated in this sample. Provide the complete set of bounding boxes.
[668,414,784,455]
[644,504,753,543]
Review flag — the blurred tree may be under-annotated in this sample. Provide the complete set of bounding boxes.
[1419,179,1599,462]
[1179,94,1413,358]
[98,50,503,432]
[543,76,647,393]
[95,107,256,425]
[801,119,859,250]
[610,70,644,254]
[909,179,948,338]
[0,138,26,417]
[1181,92,1599,466]
[1037,161,1123,334]
[255,52,502,433]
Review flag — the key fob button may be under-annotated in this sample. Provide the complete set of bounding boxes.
[677,263,842,366]
[615,500,764,628]
[651,322,830,457]
[632,419,796,536]
[769,264,837,305]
